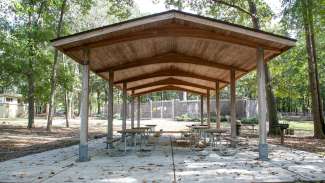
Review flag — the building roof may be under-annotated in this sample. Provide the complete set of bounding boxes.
[52,10,296,96]
[0,93,22,98]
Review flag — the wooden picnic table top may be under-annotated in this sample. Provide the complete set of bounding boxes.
[205,128,228,133]
[190,126,210,129]
[117,129,147,134]
[147,130,189,133]
[132,127,151,130]
[186,124,208,128]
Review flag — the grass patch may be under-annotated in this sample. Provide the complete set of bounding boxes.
[282,120,314,131]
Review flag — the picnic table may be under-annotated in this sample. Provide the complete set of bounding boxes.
[186,124,208,128]
[241,124,257,134]
[145,125,157,132]
[188,125,210,142]
[117,128,149,152]
[205,128,228,148]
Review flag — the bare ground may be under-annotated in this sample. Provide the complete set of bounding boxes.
[268,136,325,156]
[0,125,106,161]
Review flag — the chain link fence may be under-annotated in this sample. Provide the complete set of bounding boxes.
[109,99,257,119]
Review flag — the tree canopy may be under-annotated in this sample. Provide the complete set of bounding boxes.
[0,0,324,137]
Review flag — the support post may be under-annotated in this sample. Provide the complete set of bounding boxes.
[161,101,163,118]
[107,71,114,149]
[200,95,204,125]
[207,89,211,128]
[257,47,268,160]
[216,81,221,129]
[131,90,135,129]
[230,69,237,146]
[122,82,127,140]
[79,48,90,162]
[171,99,175,119]
[137,95,140,128]
[150,100,153,119]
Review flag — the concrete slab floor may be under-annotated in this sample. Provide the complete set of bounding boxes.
[0,137,324,183]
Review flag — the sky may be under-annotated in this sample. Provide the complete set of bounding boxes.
[134,0,283,17]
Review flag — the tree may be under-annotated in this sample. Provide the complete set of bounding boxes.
[47,0,68,131]
[158,0,280,134]
[10,0,54,128]
[246,0,280,135]
[283,0,325,138]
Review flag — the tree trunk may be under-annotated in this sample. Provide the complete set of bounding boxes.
[47,0,67,131]
[47,50,59,131]
[27,72,35,129]
[97,90,101,114]
[68,92,74,119]
[247,0,279,135]
[64,90,69,127]
[77,91,81,116]
[302,0,325,138]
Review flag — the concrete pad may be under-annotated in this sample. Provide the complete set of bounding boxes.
[0,137,324,183]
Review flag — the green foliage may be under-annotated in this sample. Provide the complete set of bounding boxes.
[175,113,228,122]
[107,0,135,20]
[210,115,228,122]
[175,114,192,121]
[175,113,201,122]
[0,0,324,130]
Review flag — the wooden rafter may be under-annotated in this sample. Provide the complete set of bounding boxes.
[132,85,207,96]
[95,52,248,73]
[114,67,230,84]
[127,77,215,91]
[64,27,283,53]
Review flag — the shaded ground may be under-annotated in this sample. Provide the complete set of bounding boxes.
[268,136,325,157]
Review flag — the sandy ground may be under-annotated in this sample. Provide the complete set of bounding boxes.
[0,136,325,183]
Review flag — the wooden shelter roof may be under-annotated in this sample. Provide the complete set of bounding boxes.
[51,10,296,96]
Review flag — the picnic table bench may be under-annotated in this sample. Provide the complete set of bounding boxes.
[241,124,257,134]
[274,124,289,144]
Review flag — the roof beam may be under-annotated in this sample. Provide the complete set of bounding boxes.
[127,77,215,91]
[132,85,207,96]
[114,67,229,84]
[95,52,248,73]
[63,26,284,53]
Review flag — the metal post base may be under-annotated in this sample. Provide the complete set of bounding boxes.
[106,143,114,149]
[258,143,269,161]
[79,144,90,162]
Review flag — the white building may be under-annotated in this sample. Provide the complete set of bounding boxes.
[0,93,26,118]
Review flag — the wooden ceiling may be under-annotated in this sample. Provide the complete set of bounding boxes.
[51,10,296,96]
